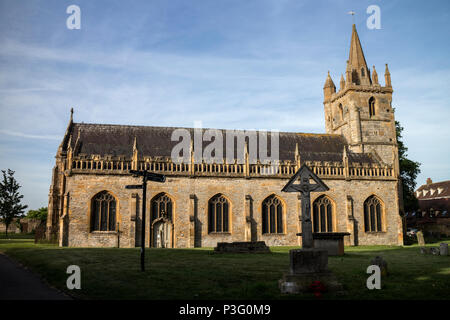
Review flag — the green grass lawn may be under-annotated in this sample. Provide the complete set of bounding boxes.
[0,232,35,239]
[0,238,449,300]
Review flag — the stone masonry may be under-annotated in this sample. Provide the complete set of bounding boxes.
[47,25,404,248]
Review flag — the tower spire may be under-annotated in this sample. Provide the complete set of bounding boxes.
[347,24,370,85]
[348,24,368,70]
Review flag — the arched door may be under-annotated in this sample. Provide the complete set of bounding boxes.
[152,218,172,248]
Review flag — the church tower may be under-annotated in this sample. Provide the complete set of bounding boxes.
[323,24,397,167]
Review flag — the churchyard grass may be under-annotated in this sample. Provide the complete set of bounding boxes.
[0,238,448,300]
[0,232,35,239]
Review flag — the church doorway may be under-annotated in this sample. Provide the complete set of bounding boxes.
[151,218,173,248]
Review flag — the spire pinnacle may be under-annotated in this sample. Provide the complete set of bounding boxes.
[323,71,336,100]
[348,24,368,71]
[133,136,138,151]
[340,74,345,90]
[384,63,392,87]
[323,71,335,89]
[372,65,379,85]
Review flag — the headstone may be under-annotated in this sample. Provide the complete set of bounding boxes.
[370,256,388,276]
[420,247,429,254]
[439,243,449,256]
[416,231,425,246]
[214,241,270,253]
[430,247,440,255]
[289,249,328,274]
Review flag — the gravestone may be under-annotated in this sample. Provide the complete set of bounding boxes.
[430,247,440,255]
[278,165,343,294]
[214,241,270,253]
[370,256,388,276]
[440,243,449,256]
[420,247,429,254]
[416,231,425,246]
[298,232,350,256]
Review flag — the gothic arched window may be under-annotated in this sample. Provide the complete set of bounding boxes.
[312,195,334,232]
[361,67,365,77]
[262,195,284,234]
[91,191,116,231]
[338,104,344,120]
[151,193,173,221]
[364,196,383,232]
[369,97,376,117]
[208,194,230,233]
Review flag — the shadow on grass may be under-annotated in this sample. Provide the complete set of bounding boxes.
[0,240,448,300]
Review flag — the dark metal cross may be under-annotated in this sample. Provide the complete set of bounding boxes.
[126,169,166,272]
[282,164,329,249]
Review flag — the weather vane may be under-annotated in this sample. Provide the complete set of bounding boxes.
[348,10,356,24]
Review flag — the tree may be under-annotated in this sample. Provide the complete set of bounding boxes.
[396,121,421,213]
[27,207,48,222]
[0,169,28,236]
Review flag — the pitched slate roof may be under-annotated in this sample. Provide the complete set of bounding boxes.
[64,122,375,164]
[416,180,450,200]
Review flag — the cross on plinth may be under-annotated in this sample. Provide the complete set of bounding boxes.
[282,164,329,249]
[125,170,166,272]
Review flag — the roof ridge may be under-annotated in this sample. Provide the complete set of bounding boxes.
[72,122,344,137]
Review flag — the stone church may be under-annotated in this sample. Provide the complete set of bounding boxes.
[47,25,404,248]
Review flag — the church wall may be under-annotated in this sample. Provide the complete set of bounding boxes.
[64,173,402,248]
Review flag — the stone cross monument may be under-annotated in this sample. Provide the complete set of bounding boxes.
[279,164,343,294]
[281,164,329,249]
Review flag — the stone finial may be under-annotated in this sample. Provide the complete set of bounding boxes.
[295,142,301,169]
[426,178,433,185]
[133,136,138,151]
[384,63,391,87]
[70,108,74,123]
[340,74,345,91]
[132,136,139,170]
[67,134,73,150]
[323,71,336,100]
[372,65,379,85]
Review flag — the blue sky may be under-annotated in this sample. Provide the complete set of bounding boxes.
[0,0,449,210]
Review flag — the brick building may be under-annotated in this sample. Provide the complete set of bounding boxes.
[47,25,404,248]
[407,179,450,236]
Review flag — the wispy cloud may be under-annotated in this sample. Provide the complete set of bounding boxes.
[0,0,449,210]
[0,130,60,140]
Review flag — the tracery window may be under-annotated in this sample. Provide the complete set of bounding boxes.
[208,194,230,233]
[312,195,334,232]
[262,195,284,234]
[364,196,383,232]
[91,191,116,231]
[151,193,173,221]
